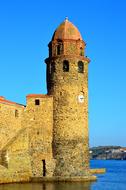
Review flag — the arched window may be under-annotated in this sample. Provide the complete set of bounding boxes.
[56,43,63,55]
[80,47,84,56]
[57,44,61,55]
[63,60,69,72]
[78,61,84,73]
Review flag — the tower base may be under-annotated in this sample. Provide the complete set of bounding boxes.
[31,175,97,182]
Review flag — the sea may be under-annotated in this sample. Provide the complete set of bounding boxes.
[0,160,126,190]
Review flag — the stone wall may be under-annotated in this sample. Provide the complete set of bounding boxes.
[23,95,55,177]
[0,95,55,183]
[0,97,24,150]
[0,127,31,184]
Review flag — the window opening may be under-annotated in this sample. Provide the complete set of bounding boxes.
[35,99,40,105]
[78,61,84,73]
[80,47,84,56]
[57,44,61,55]
[42,159,46,177]
[15,110,19,117]
[63,60,69,72]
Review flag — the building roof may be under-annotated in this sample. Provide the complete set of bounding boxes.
[52,18,82,41]
[26,94,52,98]
[0,96,25,107]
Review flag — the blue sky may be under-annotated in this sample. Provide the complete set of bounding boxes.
[0,0,126,147]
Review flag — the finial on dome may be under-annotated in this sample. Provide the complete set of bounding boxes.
[65,17,68,21]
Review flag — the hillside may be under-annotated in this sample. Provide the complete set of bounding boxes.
[90,146,126,160]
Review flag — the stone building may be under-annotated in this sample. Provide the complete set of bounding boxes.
[0,18,96,183]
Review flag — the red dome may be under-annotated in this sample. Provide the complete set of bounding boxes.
[52,18,82,41]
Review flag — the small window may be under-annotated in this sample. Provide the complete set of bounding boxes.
[35,99,40,105]
[78,61,84,73]
[63,60,69,72]
[15,110,19,117]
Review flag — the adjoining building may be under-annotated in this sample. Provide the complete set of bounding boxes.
[0,18,96,183]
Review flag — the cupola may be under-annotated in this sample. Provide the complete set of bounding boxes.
[52,17,82,41]
[48,18,85,57]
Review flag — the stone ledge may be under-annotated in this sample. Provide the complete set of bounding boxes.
[30,175,97,182]
[90,168,106,174]
[0,177,30,184]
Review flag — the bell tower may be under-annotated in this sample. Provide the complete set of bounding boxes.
[45,18,91,177]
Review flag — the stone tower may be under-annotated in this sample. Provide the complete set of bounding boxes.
[45,18,90,177]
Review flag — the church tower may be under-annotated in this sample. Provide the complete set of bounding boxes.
[45,18,90,177]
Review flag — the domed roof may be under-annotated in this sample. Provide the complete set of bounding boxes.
[52,18,82,41]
